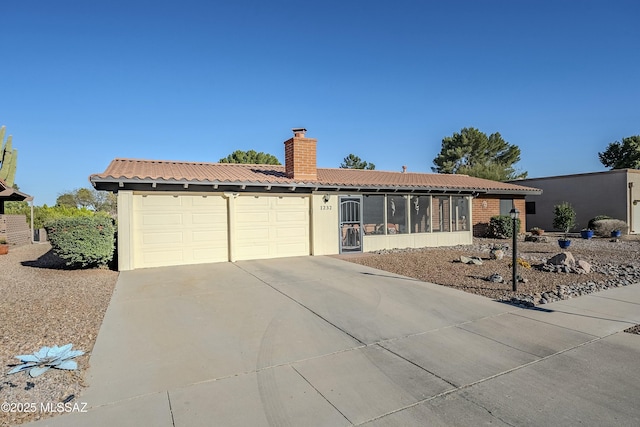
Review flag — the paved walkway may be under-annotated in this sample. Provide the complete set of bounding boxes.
[29,256,640,426]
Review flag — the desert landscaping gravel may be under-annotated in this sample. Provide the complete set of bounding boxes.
[342,235,640,307]
[1,235,639,426]
[1,243,117,427]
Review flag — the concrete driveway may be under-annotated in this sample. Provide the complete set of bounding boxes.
[30,256,640,426]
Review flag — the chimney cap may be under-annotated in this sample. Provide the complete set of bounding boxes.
[292,128,307,137]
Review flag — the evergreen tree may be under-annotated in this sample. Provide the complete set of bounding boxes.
[432,127,526,181]
[340,154,375,170]
[598,136,640,169]
[219,150,281,165]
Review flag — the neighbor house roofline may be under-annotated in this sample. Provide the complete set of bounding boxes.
[508,168,640,183]
[0,179,33,202]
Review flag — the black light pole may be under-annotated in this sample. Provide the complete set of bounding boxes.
[510,208,520,292]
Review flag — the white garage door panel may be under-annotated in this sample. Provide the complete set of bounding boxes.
[275,210,307,222]
[236,227,269,240]
[275,226,306,238]
[133,194,228,269]
[234,196,309,261]
[142,213,184,226]
[236,245,270,259]
[192,213,226,224]
[193,248,225,260]
[142,249,185,265]
[193,230,227,242]
[237,212,270,223]
[142,232,183,245]
[140,196,183,207]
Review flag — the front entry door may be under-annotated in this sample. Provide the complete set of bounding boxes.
[339,196,362,253]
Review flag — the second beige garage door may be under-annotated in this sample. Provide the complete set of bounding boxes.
[234,195,310,261]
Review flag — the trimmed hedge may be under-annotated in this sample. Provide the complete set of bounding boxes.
[489,215,521,238]
[45,216,115,267]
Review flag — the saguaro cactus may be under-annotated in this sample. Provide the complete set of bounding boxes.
[0,126,18,187]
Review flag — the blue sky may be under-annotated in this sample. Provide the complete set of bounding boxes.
[2,0,639,206]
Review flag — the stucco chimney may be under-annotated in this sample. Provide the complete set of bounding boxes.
[284,128,317,181]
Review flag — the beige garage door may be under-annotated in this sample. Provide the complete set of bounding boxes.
[132,194,228,269]
[235,195,310,260]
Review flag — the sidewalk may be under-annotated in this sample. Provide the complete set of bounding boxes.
[26,257,640,426]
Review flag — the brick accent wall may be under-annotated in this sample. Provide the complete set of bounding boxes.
[284,130,317,181]
[0,214,31,246]
[472,196,526,237]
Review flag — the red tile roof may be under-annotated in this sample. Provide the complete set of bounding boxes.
[90,158,541,194]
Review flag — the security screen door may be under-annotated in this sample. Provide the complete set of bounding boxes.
[339,196,362,253]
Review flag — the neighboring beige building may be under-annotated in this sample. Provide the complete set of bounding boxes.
[90,129,541,271]
[510,169,640,234]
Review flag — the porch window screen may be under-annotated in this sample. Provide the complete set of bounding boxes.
[386,196,407,234]
[452,196,469,231]
[362,195,385,235]
[432,196,450,232]
[410,195,430,233]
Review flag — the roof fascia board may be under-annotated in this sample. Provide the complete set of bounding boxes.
[91,177,517,195]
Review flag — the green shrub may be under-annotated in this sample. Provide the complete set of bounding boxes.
[587,215,612,230]
[553,202,576,238]
[592,219,628,237]
[489,215,521,238]
[45,216,115,267]
[5,203,106,229]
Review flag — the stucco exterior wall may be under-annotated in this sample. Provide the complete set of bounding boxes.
[363,231,471,252]
[515,170,630,232]
[117,191,134,271]
[310,193,339,255]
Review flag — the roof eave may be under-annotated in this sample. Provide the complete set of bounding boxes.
[91,177,499,194]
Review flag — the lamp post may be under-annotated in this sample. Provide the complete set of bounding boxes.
[510,208,520,292]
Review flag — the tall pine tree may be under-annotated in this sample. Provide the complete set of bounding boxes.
[432,127,526,181]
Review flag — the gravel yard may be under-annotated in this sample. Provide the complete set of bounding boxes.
[341,235,640,307]
[1,243,117,427]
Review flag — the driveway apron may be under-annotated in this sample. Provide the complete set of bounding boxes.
[27,256,640,427]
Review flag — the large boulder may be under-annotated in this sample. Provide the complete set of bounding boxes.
[576,259,592,274]
[547,252,576,267]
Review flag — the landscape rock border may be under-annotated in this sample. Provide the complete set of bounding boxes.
[369,237,640,308]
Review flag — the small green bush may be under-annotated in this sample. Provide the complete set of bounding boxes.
[489,215,521,238]
[592,219,628,237]
[587,215,612,230]
[553,202,576,237]
[45,216,115,267]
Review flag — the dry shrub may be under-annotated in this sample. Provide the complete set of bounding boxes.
[593,219,628,237]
